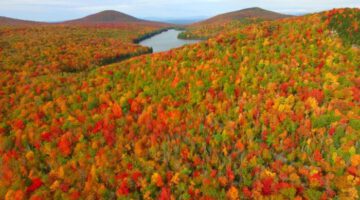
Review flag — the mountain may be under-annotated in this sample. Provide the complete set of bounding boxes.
[0,16,43,26]
[199,7,291,24]
[178,7,292,39]
[1,11,169,26]
[65,10,166,25]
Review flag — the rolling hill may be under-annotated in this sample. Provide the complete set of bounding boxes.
[199,7,291,24]
[64,10,167,25]
[1,10,169,26]
[0,16,44,26]
[179,7,291,39]
[0,10,170,73]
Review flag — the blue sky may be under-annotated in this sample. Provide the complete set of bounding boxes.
[0,0,359,22]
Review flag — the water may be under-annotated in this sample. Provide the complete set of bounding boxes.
[139,29,201,53]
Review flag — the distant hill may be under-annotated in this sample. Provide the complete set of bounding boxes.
[0,11,169,26]
[198,7,291,24]
[178,7,292,39]
[64,10,167,25]
[0,16,43,26]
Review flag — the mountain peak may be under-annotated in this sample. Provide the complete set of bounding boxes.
[244,7,264,10]
[96,10,124,15]
[100,10,120,13]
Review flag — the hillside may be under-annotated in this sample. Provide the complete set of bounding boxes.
[0,10,170,73]
[199,7,290,24]
[1,8,359,199]
[0,16,43,26]
[0,10,168,26]
[179,7,291,39]
[0,24,168,73]
[65,10,165,25]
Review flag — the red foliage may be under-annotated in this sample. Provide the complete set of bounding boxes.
[316,61,325,70]
[299,88,325,104]
[328,127,335,136]
[181,147,189,160]
[317,28,324,34]
[226,165,235,182]
[129,99,142,113]
[159,187,171,200]
[103,130,116,146]
[132,171,142,183]
[92,120,103,133]
[112,103,123,119]
[309,89,325,104]
[242,186,252,198]
[261,177,274,196]
[309,172,324,186]
[69,191,81,200]
[274,182,291,191]
[26,178,43,194]
[58,136,71,156]
[210,170,217,178]
[347,166,358,176]
[13,119,25,130]
[117,181,130,196]
[60,183,69,192]
[352,87,360,102]
[41,132,52,142]
[116,172,129,181]
[314,149,323,162]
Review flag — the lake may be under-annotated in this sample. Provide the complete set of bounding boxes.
[139,29,201,53]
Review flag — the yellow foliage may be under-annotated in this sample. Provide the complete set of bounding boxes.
[289,173,300,183]
[5,190,24,200]
[134,140,145,157]
[226,186,239,200]
[263,38,270,46]
[350,154,360,166]
[306,97,318,110]
[58,166,65,179]
[26,151,34,161]
[50,180,60,191]
[90,165,97,180]
[171,173,180,185]
[151,173,163,187]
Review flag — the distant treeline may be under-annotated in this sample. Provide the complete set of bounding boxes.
[61,48,153,73]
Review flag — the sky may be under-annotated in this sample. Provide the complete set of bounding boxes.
[0,0,359,22]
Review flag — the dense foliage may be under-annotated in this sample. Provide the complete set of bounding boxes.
[325,8,360,46]
[178,19,262,40]
[0,8,359,199]
[0,24,166,73]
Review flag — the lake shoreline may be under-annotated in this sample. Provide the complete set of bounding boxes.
[138,29,202,53]
[133,27,185,44]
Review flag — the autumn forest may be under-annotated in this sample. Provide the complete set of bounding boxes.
[0,4,359,200]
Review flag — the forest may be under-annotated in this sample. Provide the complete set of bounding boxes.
[0,7,359,200]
